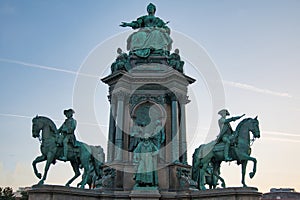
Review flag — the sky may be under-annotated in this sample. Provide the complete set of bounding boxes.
[0,0,300,193]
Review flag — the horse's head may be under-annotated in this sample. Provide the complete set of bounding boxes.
[32,115,42,139]
[249,116,260,139]
[32,116,58,140]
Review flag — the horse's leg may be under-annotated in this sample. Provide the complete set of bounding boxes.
[78,146,92,189]
[77,181,82,188]
[65,161,81,187]
[241,160,248,187]
[248,156,257,179]
[38,152,55,185]
[199,162,208,190]
[32,155,46,179]
[79,163,92,189]
[239,152,257,179]
[213,162,226,188]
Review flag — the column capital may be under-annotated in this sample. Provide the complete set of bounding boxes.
[177,94,190,104]
[112,90,129,101]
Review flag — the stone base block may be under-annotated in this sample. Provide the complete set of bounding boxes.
[129,189,161,200]
[187,187,262,200]
[28,185,261,200]
[28,185,99,200]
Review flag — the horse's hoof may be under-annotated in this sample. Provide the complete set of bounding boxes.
[37,173,42,179]
[249,172,255,178]
[38,180,44,185]
[200,186,206,190]
[65,184,70,187]
[242,184,248,188]
[221,183,226,188]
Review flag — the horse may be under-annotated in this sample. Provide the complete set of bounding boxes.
[192,117,260,190]
[77,145,105,189]
[31,116,103,188]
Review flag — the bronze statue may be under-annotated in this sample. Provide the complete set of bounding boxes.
[31,114,105,188]
[204,162,225,189]
[120,3,172,57]
[168,49,184,73]
[152,120,165,162]
[133,134,159,187]
[129,117,144,152]
[216,109,245,161]
[110,48,130,73]
[57,109,77,161]
[77,146,105,189]
[152,120,165,149]
[192,116,260,190]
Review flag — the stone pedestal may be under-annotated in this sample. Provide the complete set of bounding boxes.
[28,185,261,200]
[129,189,161,200]
[188,187,262,200]
[28,185,99,200]
[101,64,195,191]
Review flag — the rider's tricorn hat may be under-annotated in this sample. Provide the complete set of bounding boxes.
[64,108,75,115]
[218,109,230,116]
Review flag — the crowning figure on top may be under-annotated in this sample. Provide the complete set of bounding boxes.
[120,3,172,57]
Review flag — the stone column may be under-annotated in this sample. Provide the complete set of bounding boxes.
[107,95,116,162]
[171,94,179,163]
[114,91,126,161]
[178,95,190,164]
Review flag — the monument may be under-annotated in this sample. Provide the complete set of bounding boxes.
[28,3,262,200]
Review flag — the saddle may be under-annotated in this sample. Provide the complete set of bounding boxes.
[56,134,80,147]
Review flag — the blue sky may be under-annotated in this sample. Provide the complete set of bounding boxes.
[0,0,300,192]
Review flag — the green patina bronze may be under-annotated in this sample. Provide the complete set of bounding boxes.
[133,134,159,188]
[168,49,184,73]
[31,112,105,188]
[30,4,261,192]
[111,48,131,73]
[120,3,172,57]
[192,115,260,190]
[217,109,245,161]
[57,108,77,161]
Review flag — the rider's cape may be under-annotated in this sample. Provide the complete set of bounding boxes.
[197,140,217,159]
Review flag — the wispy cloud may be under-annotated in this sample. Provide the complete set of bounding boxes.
[223,80,292,98]
[0,58,98,78]
[263,130,300,143]
[263,137,300,143]
[0,113,33,119]
[0,113,107,127]
[264,130,300,138]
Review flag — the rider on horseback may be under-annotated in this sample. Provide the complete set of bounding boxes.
[58,109,77,161]
[217,109,244,161]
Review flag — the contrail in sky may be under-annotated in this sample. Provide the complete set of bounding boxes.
[0,58,98,78]
[264,131,300,138]
[0,113,33,119]
[0,113,107,127]
[223,80,292,98]
[0,58,293,98]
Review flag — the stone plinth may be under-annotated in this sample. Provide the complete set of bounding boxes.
[129,189,161,200]
[28,185,99,200]
[188,187,261,200]
[28,185,261,200]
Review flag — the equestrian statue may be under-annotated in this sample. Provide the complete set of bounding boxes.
[31,109,105,188]
[192,109,260,190]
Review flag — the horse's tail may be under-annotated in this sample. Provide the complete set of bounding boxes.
[191,141,216,181]
[89,145,105,177]
[191,145,202,181]
[77,142,92,164]
[90,145,105,163]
